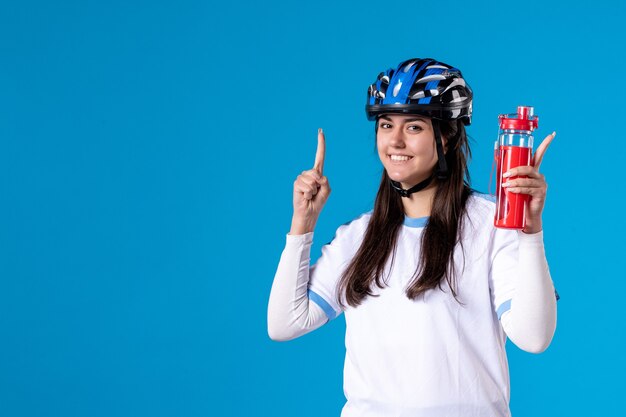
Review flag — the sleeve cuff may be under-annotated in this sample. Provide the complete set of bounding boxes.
[285,231,314,245]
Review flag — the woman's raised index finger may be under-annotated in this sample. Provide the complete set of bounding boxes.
[313,128,325,175]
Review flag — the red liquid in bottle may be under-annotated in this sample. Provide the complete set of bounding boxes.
[494,145,532,229]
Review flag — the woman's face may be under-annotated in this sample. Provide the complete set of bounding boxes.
[376,114,442,189]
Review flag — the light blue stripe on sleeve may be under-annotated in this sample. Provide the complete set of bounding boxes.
[497,293,558,319]
[308,289,337,321]
[496,299,512,320]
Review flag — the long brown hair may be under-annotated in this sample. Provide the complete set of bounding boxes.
[336,118,472,308]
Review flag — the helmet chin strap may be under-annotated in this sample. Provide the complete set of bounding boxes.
[389,119,449,198]
[389,175,434,198]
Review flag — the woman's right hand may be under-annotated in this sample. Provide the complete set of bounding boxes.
[289,128,331,235]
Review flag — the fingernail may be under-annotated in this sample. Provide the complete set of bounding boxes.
[503,172,511,178]
[318,128,323,134]
[552,131,556,137]
[502,181,509,187]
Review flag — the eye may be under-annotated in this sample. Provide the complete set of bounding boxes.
[407,125,423,132]
[379,123,392,129]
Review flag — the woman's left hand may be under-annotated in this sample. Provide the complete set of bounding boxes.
[502,131,556,234]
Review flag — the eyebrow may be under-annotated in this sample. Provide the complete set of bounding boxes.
[379,115,427,123]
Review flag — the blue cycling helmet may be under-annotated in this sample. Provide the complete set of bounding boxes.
[366,58,473,125]
[366,58,473,197]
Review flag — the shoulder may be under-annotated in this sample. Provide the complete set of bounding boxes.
[461,191,511,246]
[463,191,495,225]
[337,209,372,235]
[465,191,519,249]
[327,210,372,245]
[467,190,496,209]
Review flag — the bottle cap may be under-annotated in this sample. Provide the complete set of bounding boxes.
[498,106,539,131]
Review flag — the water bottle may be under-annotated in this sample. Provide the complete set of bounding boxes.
[494,105,538,229]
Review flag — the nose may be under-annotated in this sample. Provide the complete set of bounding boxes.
[388,126,406,148]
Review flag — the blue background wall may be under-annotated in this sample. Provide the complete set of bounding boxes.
[1,0,623,416]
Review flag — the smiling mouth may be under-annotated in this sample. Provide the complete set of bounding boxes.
[388,154,414,162]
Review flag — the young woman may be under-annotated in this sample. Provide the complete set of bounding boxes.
[267,58,558,417]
